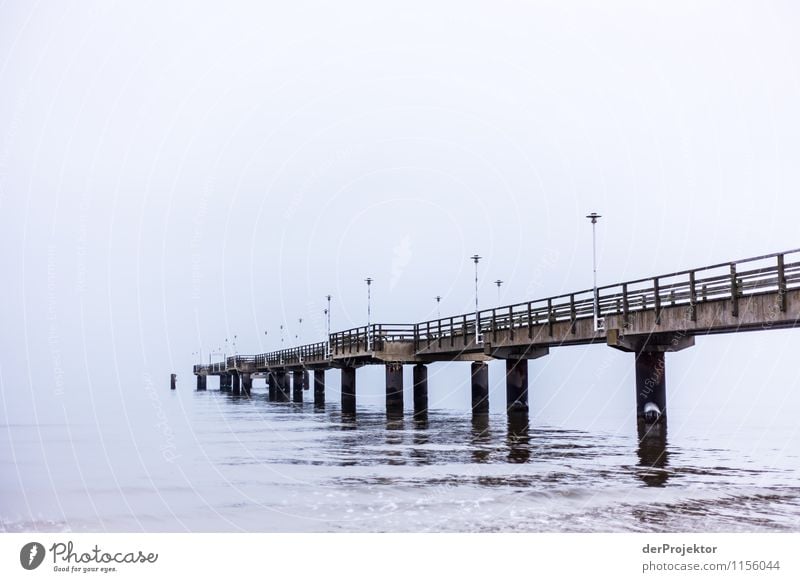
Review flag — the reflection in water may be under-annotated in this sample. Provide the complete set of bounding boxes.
[506,412,531,464]
[9,388,800,534]
[385,416,406,465]
[471,414,491,463]
[637,421,670,487]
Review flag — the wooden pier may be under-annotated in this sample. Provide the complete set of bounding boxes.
[192,248,800,430]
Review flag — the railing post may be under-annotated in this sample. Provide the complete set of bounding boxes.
[778,254,787,312]
[654,277,661,324]
[426,321,431,349]
[462,315,468,346]
[437,319,442,348]
[450,317,455,347]
[622,283,629,327]
[689,271,697,321]
[527,301,533,339]
[547,298,553,337]
[730,263,739,317]
[569,294,576,334]
[508,306,515,340]
[491,309,497,342]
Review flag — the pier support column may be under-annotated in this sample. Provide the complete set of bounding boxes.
[412,364,428,418]
[241,373,252,396]
[385,363,404,416]
[303,370,310,391]
[267,372,277,401]
[607,330,695,427]
[219,374,230,392]
[341,366,356,414]
[232,373,241,395]
[196,375,206,391]
[170,373,176,391]
[277,371,290,402]
[635,350,666,424]
[471,362,489,414]
[292,370,303,403]
[314,370,325,407]
[505,358,528,414]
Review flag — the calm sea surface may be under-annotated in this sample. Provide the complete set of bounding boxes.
[2,386,799,532]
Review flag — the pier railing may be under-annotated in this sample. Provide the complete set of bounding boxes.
[414,248,800,349]
[328,323,416,355]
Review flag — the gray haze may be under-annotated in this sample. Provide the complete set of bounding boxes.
[2,0,800,431]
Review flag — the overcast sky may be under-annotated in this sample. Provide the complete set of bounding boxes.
[2,1,800,425]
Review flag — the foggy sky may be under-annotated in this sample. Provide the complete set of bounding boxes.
[2,1,800,427]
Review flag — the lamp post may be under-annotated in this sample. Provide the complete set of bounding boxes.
[586,212,602,331]
[435,295,441,318]
[470,255,482,343]
[325,294,332,357]
[494,279,503,304]
[298,318,303,343]
[365,277,373,350]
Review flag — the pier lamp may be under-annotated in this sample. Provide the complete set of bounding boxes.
[365,278,373,350]
[325,294,332,357]
[470,255,482,343]
[586,212,603,331]
[494,279,503,304]
[435,295,441,319]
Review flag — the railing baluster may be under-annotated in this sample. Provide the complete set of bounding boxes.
[689,271,697,321]
[622,283,629,327]
[437,319,442,348]
[654,277,661,324]
[569,294,576,334]
[778,254,787,312]
[492,309,497,342]
[450,317,454,347]
[730,263,739,317]
[547,298,553,337]
[463,314,468,346]
[527,301,533,339]
[509,306,515,340]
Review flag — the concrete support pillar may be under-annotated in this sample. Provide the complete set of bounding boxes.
[314,370,325,407]
[303,370,310,391]
[635,350,667,424]
[341,366,356,414]
[221,374,232,392]
[412,364,428,418]
[277,371,290,402]
[505,358,528,413]
[241,373,252,396]
[267,372,277,401]
[232,373,241,395]
[196,375,206,391]
[292,370,303,403]
[385,363,404,415]
[471,362,489,414]
[170,373,176,391]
